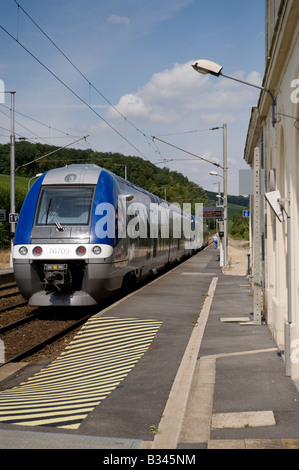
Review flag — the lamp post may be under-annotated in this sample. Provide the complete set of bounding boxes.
[206,123,228,269]
[211,177,221,206]
[28,173,43,192]
[1,91,16,265]
[192,59,269,325]
[156,186,167,200]
[191,59,272,269]
[210,168,227,268]
[191,59,276,127]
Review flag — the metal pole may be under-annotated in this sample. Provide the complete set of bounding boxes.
[220,73,276,127]
[10,92,16,262]
[223,124,228,268]
[284,206,292,376]
[253,147,262,324]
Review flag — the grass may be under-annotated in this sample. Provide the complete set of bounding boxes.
[149,425,159,435]
[0,249,11,268]
[0,174,30,191]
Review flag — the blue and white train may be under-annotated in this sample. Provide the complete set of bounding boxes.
[13,164,208,306]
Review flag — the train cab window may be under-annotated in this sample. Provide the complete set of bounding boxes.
[35,187,94,226]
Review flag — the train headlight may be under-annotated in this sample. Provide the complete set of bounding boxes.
[92,246,102,255]
[19,246,28,255]
[33,246,43,256]
[65,174,77,183]
[76,245,86,256]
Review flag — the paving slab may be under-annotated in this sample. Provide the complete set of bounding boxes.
[211,411,276,429]
[0,429,140,449]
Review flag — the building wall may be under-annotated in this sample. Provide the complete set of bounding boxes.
[265,0,284,59]
[244,1,299,378]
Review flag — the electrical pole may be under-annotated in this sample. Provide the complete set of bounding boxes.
[10,92,16,243]
[253,147,262,324]
[223,123,228,268]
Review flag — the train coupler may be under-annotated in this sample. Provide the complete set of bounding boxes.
[44,263,68,290]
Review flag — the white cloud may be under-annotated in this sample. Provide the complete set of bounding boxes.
[199,113,236,124]
[106,61,262,125]
[107,14,130,25]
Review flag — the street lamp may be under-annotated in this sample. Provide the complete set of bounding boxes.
[210,171,226,267]
[28,173,43,192]
[210,171,223,205]
[210,172,223,201]
[203,123,228,269]
[192,59,276,127]
[155,186,167,200]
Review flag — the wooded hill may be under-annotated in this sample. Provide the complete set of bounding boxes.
[0,141,210,204]
[0,141,249,246]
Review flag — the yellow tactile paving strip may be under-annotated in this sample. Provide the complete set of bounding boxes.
[0,316,162,429]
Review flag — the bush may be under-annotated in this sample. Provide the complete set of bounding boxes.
[230,209,249,240]
[0,184,27,248]
[0,223,10,248]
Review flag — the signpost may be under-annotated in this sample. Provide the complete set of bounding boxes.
[201,207,224,219]
[9,213,19,223]
[201,206,224,267]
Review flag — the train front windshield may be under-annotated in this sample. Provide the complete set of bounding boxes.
[35,187,94,226]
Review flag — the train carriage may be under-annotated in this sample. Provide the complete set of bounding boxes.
[13,164,208,306]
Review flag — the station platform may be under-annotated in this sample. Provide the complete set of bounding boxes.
[1,246,299,450]
[0,268,14,285]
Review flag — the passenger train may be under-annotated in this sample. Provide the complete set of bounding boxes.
[13,164,208,306]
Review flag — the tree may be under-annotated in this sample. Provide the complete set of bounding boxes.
[230,209,249,240]
[0,142,211,244]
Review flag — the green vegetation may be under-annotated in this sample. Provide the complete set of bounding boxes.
[0,141,209,204]
[205,190,249,208]
[0,174,28,247]
[205,191,249,241]
[0,142,210,247]
[0,141,249,247]
[230,207,250,240]
[149,425,159,435]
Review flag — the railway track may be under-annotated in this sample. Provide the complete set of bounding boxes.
[0,282,97,366]
[1,312,93,365]
[0,283,28,315]
[0,310,43,335]
[0,247,212,367]
[0,282,126,366]
[0,283,19,299]
[0,272,151,366]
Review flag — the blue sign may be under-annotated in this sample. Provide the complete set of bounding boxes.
[242,210,250,218]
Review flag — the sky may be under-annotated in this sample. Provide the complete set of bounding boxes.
[0,0,266,195]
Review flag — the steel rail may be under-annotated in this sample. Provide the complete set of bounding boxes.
[0,313,92,366]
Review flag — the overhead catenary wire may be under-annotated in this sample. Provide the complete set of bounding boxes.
[151,136,223,169]
[0,102,83,140]
[12,1,139,131]
[0,120,47,145]
[0,105,63,146]
[0,22,152,162]
[4,1,164,163]
[16,135,89,170]
[13,0,158,141]
[154,127,219,137]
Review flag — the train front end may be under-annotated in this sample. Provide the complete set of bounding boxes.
[13,164,115,306]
